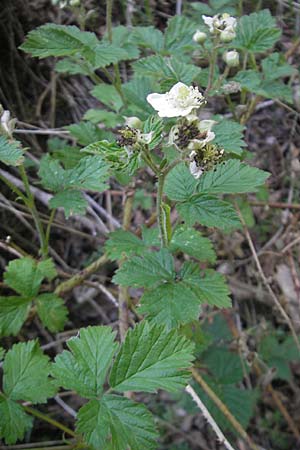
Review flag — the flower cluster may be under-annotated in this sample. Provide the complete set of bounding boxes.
[147,82,206,118]
[202,13,237,42]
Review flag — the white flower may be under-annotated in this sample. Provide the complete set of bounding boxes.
[147,82,206,118]
[137,131,153,145]
[202,13,237,37]
[187,119,216,151]
[198,119,217,133]
[124,116,142,129]
[189,152,203,179]
[193,30,207,44]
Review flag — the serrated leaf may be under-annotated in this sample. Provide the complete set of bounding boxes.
[0,136,24,166]
[164,163,197,202]
[0,296,30,337]
[177,194,241,230]
[110,321,194,392]
[183,267,231,308]
[202,347,244,384]
[49,189,87,218]
[91,84,123,112]
[20,24,98,58]
[66,122,106,146]
[105,229,147,260]
[77,395,158,450]
[213,120,246,155]
[122,76,155,118]
[261,53,296,81]
[66,155,109,191]
[103,25,140,60]
[234,70,261,91]
[139,282,202,329]
[51,326,118,398]
[132,55,200,90]
[170,226,216,262]
[233,10,281,53]
[131,26,164,53]
[3,340,56,403]
[83,109,121,127]
[197,160,269,194]
[143,115,164,150]
[113,249,175,288]
[4,257,55,297]
[35,293,68,332]
[55,57,92,75]
[164,16,196,54]
[0,398,33,445]
[257,80,293,103]
[93,43,130,68]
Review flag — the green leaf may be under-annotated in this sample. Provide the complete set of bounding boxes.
[233,10,281,53]
[103,25,140,60]
[66,122,106,146]
[197,160,270,194]
[3,340,56,403]
[91,84,123,112]
[110,321,194,393]
[113,249,175,288]
[177,194,241,231]
[261,53,296,81]
[0,136,24,166]
[49,189,87,218]
[105,229,147,260]
[164,16,196,54]
[164,163,197,202]
[259,334,299,381]
[0,296,30,337]
[132,56,200,90]
[0,398,33,445]
[139,281,202,329]
[39,155,66,191]
[83,109,121,127]
[0,346,5,361]
[4,257,55,297]
[143,115,164,150]
[257,80,293,103]
[35,293,68,332]
[170,225,216,262]
[131,26,164,53]
[77,395,158,450]
[122,76,155,117]
[20,24,98,58]
[92,43,130,68]
[66,155,109,191]
[55,57,92,75]
[213,120,246,156]
[202,347,244,384]
[51,326,118,398]
[234,70,261,91]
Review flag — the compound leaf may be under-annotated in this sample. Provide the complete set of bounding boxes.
[164,163,197,202]
[109,321,194,393]
[213,120,246,156]
[0,136,24,166]
[51,326,118,398]
[0,398,33,445]
[35,293,68,333]
[0,296,30,337]
[170,225,216,262]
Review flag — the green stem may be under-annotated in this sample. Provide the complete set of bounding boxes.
[19,165,48,258]
[157,172,168,248]
[45,209,56,250]
[106,0,113,43]
[23,405,76,438]
[206,39,218,93]
[0,173,27,203]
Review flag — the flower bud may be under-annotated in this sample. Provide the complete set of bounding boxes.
[193,30,207,44]
[124,116,142,129]
[70,0,80,5]
[223,50,239,67]
[220,29,236,43]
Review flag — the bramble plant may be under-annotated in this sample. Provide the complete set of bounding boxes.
[0,1,298,449]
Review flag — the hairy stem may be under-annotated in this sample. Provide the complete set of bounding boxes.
[157,172,169,248]
[23,406,76,438]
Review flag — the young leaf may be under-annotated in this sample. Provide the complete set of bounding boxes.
[0,136,24,166]
[4,257,55,297]
[170,225,216,262]
[35,293,68,333]
[197,160,270,194]
[109,321,194,393]
[0,398,33,445]
[77,394,158,450]
[233,10,281,53]
[91,84,123,112]
[0,296,31,337]
[66,122,107,146]
[3,340,56,403]
[164,163,197,202]
[20,24,98,58]
[177,194,241,231]
[51,326,118,398]
[213,120,246,156]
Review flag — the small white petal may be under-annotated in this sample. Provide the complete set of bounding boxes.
[189,161,203,179]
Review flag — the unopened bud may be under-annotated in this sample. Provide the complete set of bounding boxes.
[70,0,80,5]
[124,116,142,129]
[193,30,207,44]
[223,50,239,67]
[220,29,236,43]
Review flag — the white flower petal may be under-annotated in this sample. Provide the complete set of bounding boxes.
[189,161,203,179]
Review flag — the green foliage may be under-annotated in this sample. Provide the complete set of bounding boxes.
[91,85,123,112]
[212,120,246,156]
[258,334,299,381]
[0,340,55,444]
[39,154,109,218]
[233,10,281,53]
[0,136,24,166]
[0,257,67,336]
